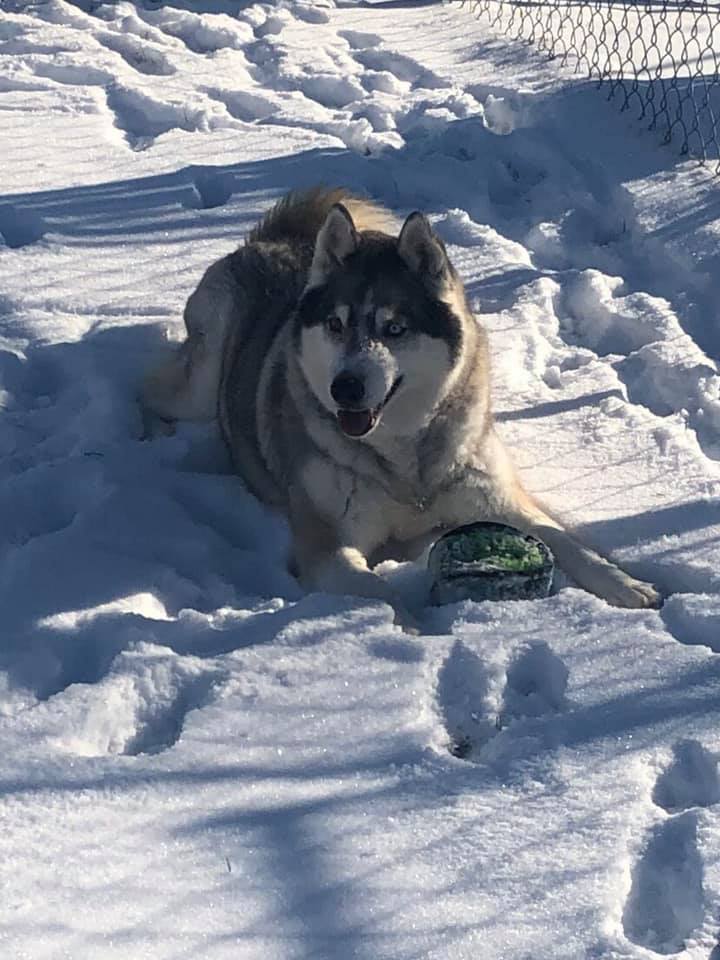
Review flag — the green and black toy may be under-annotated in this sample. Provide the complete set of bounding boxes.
[428,522,554,605]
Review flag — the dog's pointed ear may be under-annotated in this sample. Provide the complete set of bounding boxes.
[397,212,449,287]
[308,203,358,287]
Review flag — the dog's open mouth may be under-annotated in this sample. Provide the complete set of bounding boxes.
[337,408,377,437]
[336,376,403,438]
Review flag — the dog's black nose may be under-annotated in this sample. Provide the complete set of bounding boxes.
[331,372,365,407]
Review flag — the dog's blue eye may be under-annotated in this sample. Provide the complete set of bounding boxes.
[326,315,343,335]
[384,322,406,338]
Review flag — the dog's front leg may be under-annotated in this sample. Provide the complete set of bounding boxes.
[498,480,661,609]
[288,496,419,633]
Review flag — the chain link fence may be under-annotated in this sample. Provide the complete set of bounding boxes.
[459,0,720,173]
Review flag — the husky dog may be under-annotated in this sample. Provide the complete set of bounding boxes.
[144,187,660,625]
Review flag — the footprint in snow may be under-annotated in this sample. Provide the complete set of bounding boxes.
[660,594,720,655]
[254,15,288,39]
[103,83,207,152]
[542,266,720,460]
[297,74,366,111]
[352,47,450,91]
[338,30,382,50]
[436,639,497,759]
[293,4,331,25]
[96,30,176,77]
[369,637,424,664]
[436,639,568,761]
[57,648,224,758]
[653,740,720,813]
[622,811,704,955]
[183,167,237,211]
[29,60,114,87]
[0,347,77,467]
[497,640,568,728]
[0,204,46,250]
[122,669,220,756]
[622,740,719,955]
[140,8,248,55]
[203,86,278,124]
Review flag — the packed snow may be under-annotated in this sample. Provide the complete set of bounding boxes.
[1,1,720,957]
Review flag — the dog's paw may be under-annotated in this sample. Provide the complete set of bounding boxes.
[591,566,662,610]
[304,554,424,631]
[623,577,663,609]
[392,604,422,635]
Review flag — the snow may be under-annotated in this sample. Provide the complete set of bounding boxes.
[1,0,720,957]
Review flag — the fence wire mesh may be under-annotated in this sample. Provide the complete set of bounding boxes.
[459,0,720,172]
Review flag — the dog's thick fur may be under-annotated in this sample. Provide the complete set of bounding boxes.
[143,187,660,624]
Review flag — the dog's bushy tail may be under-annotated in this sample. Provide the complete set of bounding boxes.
[248,186,397,245]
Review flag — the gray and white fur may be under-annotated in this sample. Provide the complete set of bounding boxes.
[143,187,660,626]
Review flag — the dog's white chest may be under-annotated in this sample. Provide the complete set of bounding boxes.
[299,452,498,556]
[300,455,408,545]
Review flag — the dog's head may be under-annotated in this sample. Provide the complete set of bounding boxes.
[296,203,468,440]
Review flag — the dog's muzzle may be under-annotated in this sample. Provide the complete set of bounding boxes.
[336,376,403,438]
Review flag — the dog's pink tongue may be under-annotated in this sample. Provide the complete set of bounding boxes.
[337,409,374,437]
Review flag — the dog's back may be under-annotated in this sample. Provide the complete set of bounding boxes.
[248,186,396,247]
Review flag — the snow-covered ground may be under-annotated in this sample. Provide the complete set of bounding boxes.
[1,1,720,957]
